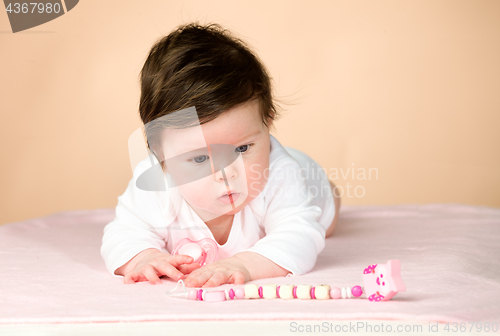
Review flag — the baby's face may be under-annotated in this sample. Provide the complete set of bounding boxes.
[161,99,271,222]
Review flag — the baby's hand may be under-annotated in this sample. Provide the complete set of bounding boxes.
[120,248,201,285]
[183,256,250,288]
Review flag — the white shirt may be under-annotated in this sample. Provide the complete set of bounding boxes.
[101,134,335,277]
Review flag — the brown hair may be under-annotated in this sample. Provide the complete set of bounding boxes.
[139,22,283,170]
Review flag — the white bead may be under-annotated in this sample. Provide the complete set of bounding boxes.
[296,285,312,299]
[278,285,294,300]
[341,287,346,299]
[314,285,331,300]
[346,287,352,299]
[261,284,277,299]
[244,284,260,299]
[224,289,230,300]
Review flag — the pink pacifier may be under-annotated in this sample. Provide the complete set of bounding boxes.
[171,238,219,267]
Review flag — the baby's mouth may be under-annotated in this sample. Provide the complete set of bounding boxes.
[219,189,238,197]
[218,192,240,204]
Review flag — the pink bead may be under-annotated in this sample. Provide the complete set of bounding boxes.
[351,285,363,297]
[197,289,204,301]
[311,287,316,299]
[330,287,341,299]
[188,289,198,300]
[234,288,245,299]
[258,286,263,298]
[293,286,297,298]
[228,288,235,300]
[277,286,280,298]
[204,291,226,302]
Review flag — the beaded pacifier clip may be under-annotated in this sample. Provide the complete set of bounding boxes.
[166,259,406,302]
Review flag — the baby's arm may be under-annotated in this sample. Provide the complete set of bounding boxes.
[233,251,291,279]
[103,195,200,284]
[101,159,200,283]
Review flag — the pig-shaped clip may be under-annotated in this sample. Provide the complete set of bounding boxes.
[171,238,219,267]
[362,259,406,301]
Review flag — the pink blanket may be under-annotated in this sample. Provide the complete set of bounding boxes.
[1,204,499,324]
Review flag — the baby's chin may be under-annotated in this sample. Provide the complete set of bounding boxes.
[220,207,244,215]
[199,194,250,216]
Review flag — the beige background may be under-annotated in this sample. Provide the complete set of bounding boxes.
[1,0,499,225]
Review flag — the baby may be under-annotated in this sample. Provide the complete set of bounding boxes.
[101,22,341,288]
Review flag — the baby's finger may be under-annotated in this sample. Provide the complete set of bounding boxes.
[202,271,229,288]
[227,271,246,285]
[185,269,213,287]
[168,254,194,267]
[154,261,184,281]
[183,267,204,286]
[124,271,142,284]
[143,264,162,285]
[178,262,201,275]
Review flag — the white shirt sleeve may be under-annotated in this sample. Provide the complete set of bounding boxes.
[242,158,326,276]
[100,159,167,277]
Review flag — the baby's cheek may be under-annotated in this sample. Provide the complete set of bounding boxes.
[246,166,268,198]
[179,180,212,206]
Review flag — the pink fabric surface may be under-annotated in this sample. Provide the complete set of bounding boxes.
[1,204,499,324]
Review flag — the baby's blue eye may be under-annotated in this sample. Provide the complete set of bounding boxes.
[192,155,209,164]
[236,143,253,154]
